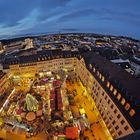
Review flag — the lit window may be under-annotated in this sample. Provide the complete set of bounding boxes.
[93,68,96,72]
[99,74,102,79]
[89,64,92,69]
[113,89,117,95]
[110,85,113,91]
[107,81,110,87]
[97,71,99,76]
[129,109,135,117]
[102,76,105,82]
[117,93,121,100]
[121,98,126,105]
[125,103,130,111]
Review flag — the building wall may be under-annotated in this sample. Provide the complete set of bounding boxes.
[9,57,77,75]
[0,73,12,95]
[5,56,134,139]
[130,61,140,76]
[76,58,134,139]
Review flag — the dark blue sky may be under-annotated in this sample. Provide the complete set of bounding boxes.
[0,0,140,39]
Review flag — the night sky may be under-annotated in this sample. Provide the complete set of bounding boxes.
[0,0,140,39]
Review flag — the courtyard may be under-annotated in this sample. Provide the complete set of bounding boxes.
[0,70,112,140]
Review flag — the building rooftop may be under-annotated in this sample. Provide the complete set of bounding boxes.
[0,70,6,79]
[83,51,140,130]
[2,50,80,68]
[117,129,140,140]
[130,56,140,65]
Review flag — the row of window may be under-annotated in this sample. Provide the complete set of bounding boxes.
[96,89,131,137]
[91,64,136,118]
[19,63,37,67]
[106,82,136,117]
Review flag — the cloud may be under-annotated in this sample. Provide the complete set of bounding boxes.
[0,9,39,37]
[57,8,100,22]
[0,0,140,39]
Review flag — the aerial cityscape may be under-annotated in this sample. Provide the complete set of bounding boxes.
[0,0,140,140]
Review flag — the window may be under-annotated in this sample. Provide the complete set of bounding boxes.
[124,126,129,131]
[89,64,92,69]
[129,109,136,117]
[97,71,99,76]
[121,120,125,125]
[99,74,102,79]
[115,126,119,130]
[117,114,121,119]
[121,98,126,105]
[107,81,110,87]
[113,89,117,95]
[105,96,107,100]
[108,100,110,104]
[117,93,121,100]
[93,68,96,72]
[118,131,122,135]
[110,85,113,91]
[111,104,114,109]
[112,120,116,125]
[109,116,112,120]
[102,76,105,82]
[114,109,117,114]
[125,103,130,111]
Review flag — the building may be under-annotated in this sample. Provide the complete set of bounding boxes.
[1,50,140,139]
[130,55,140,76]
[111,59,134,75]
[117,129,140,140]
[24,38,33,49]
[76,52,140,139]
[3,50,79,75]
[3,41,24,53]
[0,42,4,54]
[0,71,12,97]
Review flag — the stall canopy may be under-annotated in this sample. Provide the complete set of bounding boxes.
[66,127,79,139]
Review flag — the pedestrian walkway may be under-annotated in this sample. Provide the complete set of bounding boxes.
[66,81,110,140]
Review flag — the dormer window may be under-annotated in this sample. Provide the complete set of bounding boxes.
[102,76,105,82]
[107,81,110,88]
[125,103,130,111]
[99,74,102,79]
[97,71,99,76]
[110,85,113,91]
[89,64,92,69]
[121,98,126,105]
[113,89,117,96]
[129,109,135,117]
[117,93,121,100]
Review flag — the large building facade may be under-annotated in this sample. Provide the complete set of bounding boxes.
[1,50,140,139]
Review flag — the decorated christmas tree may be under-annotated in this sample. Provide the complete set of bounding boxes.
[26,94,39,112]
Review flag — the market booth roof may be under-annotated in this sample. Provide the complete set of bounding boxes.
[66,127,79,139]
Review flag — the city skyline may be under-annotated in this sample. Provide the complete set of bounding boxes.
[0,0,140,39]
